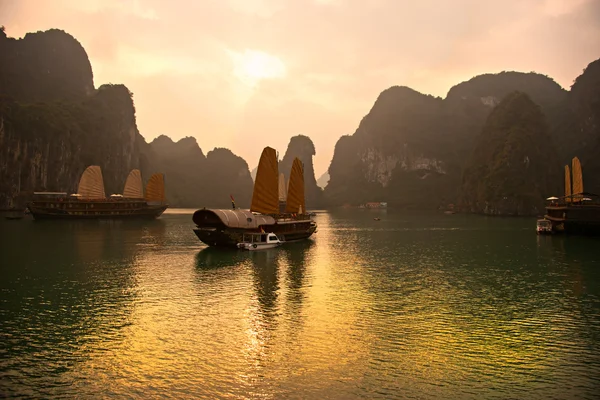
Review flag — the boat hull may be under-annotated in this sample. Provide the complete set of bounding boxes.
[545,203,600,235]
[194,225,316,248]
[28,202,168,220]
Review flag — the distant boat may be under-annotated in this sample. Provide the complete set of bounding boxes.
[237,232,282,251]
[373,217,381,221]
[192,147,317,248]
[27,167,168,220]
[544,157,600,234]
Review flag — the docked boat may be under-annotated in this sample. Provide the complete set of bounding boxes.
[544,157,600,234]
[192,147,317,248]
[27,167,168,220]
[536,219,552,234]
[237,232,283,251]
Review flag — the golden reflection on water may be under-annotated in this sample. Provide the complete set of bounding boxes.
[2,211,600,398]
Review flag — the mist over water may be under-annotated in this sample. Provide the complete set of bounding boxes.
[1,210,599,399]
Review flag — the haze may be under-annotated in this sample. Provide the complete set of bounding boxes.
[1,0,599,178]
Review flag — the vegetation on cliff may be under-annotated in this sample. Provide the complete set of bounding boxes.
[570,59,600,191]
[461,92,560,215]
[0,28,253,209]
[325,61,599,213]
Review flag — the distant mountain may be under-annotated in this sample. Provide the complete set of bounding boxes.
[569,59,600,192]
[325,62,599,213]
[316,171,329,189]
[279,135,323,208]
[250,166,257,182]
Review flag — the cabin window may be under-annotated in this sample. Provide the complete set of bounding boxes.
[269,235,277,241]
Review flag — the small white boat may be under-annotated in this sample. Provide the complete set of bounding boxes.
[536,219,553,235]
[237,232,283,251]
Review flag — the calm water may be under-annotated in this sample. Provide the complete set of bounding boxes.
[1,209,600,399]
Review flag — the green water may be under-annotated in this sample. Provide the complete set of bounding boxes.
[1,209,599,399]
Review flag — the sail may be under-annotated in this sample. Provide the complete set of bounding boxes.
[565,165,572,203]
[145,173,166,203]
[77,165,106,199]
[285,158,306,214]
[278,173,287,201]
[250,147,279,214]
[572,156,584,196]
[123,169,143,198]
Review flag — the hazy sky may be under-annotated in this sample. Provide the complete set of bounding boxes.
[1,0,599,178]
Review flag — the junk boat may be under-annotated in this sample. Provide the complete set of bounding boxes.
[192,147,317,248]
[237,232,283,251]
[27,167,168,220]
[544,157,600,234]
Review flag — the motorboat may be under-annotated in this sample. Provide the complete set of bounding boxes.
[536,219,553,235]
[237,232,283,251]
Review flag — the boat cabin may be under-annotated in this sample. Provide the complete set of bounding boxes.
[241,232,281,244]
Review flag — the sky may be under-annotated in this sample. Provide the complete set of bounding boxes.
[1,0,599,178]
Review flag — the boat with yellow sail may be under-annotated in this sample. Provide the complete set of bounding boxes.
[544,157,600,234]
[192,147,317,247]
[27,166,168,219]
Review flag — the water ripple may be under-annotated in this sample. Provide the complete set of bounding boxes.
[1,212,600,398]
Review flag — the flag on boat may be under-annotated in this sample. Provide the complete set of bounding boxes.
[230,194,236,209]
[260,226,265,233]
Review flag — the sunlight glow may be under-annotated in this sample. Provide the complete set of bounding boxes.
[229,49,286,87]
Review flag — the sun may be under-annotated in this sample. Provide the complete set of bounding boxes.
[229,49,286,87]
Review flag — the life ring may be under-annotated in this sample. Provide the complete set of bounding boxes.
[252,244,257,249]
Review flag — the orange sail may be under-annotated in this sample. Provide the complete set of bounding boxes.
[571,157,584,196]
[77,165,106,199]
[285,158,306,214]
[565,165,572,203]
[123,169,143,198]
[250,147,279,214]
[145,173,166,203]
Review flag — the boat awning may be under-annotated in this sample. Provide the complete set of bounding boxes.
[193,208,275,229]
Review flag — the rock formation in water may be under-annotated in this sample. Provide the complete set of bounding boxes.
[0,28,253,209]
[324,65,598,212]
[278,135,323,208]
[0,28,144,207]
[204,148,254,208]
[460,92,560,215]
[146,136,253,208]
[568,59,600,192]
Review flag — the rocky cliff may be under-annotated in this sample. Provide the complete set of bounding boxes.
[0,28,146,208]
[0,28,253,209]
[325,63,597,213]
[460,92,560,215]
[279,135,323,208]
[569,59,600,192]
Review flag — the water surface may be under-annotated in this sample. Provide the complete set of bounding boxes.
[1,209,599,398]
